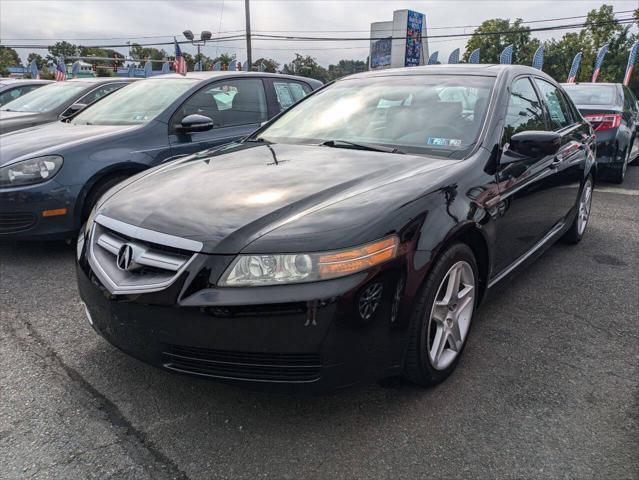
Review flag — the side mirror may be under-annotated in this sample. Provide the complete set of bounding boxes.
[60,103,87,119]
[506,130,561,159]
[177,114,214,133]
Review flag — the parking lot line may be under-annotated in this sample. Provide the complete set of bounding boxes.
[594,187,639,196]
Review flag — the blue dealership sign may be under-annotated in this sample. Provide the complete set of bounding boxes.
[371,37,392,68]
[405,10,424,67]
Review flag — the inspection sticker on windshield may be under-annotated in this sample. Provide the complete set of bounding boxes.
[427,137,462,147]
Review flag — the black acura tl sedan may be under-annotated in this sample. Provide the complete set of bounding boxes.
[77,65,596,391]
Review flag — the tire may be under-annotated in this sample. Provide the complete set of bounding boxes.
[81,174,130,222]
[403,242,478,387]
[609,145,630,184]
[562,175,593,244]
[629,133,639,166]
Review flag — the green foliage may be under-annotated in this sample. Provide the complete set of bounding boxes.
[27,53,46,70]
[281,54,329,82]
[327,59,368,81]
[0,46,21,76]
[252,57,279,73]
[130,44,167,70]
[96,66,114,77]
[47,41,78,62]
[79,47,124,69]
[463,5,639,96]
[463,18,540,64]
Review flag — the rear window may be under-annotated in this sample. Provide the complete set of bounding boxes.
[562,85,617,106]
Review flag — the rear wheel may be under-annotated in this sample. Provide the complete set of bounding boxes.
[403,243,478,386]
[81,174,130,223]
[609,146,630,184]
[562,175,593,244]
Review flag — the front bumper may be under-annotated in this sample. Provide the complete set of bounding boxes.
[0,180,81,240]
[77,246,408,391]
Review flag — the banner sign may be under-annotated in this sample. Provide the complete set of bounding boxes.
[448,48,460,64]
[532,45,544,70]
[404,10,424,67]
[371,37,392,68]
[427,51,438,65]
[499,45,514,64]
[623,42,638,86]
[566,52,582,83]
[591,44,609,82]
[468,48,480,64]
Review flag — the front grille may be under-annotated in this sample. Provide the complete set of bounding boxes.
[0,212,36,234]
[88,215,201,295]
[162,344,322,383]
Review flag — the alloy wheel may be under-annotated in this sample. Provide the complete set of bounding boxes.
[426,261,475,370]
[577,178,593,236]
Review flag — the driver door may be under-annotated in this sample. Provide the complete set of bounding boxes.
[168,78,269,157]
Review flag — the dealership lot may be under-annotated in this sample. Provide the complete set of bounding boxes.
[1,169,637,479]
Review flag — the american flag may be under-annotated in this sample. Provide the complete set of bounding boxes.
[499,45,513,65]
[591,44,609,83]
[532,45,544,70]
[468,48,480,64]
[623,41,639,86]
[427,51,438,65]
[173,38,187,75]
[448,48,460,64]
[54,56,66,81]
[566,52,582,83]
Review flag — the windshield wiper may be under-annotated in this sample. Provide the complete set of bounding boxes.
[320,139,404,154]
[244,137,273,145]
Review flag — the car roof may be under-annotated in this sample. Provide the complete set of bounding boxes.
[66,77,138,83]
[345,64,547,80]
[0,78,53,86]
[150,71,323,86]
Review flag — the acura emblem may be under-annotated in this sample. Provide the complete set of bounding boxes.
[116,244,135,271]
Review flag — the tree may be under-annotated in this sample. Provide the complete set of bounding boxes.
[130,44,167,70]
[27,52,46,70]
[327,59,367,81]
[0,46,21,76]
[252,57,279,73]
[213,53,236,70]
[78,47,125,69]
[47,41,78,62]
[281,54,329,82]
[463,18,540,65]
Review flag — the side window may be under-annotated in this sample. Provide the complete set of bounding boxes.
[502,78,546,145]
[273,81,311,111]
[0,86,25,105]
[534,79,573,130]
[622,87,636,113]
[79,83,125,106]
[173,78,267,130]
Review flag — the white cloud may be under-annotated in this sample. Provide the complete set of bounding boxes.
[1,0,637,66]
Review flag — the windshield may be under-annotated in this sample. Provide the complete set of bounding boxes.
[1,81,89,113]
[562,84,617,106]
[257,75,495,158]
[72,78,198,126]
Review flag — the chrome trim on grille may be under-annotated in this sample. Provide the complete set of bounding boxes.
[88,215,200,295]
[94,214,203,252]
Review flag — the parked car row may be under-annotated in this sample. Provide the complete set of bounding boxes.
[0,72,321,238]
[2,65,636,391]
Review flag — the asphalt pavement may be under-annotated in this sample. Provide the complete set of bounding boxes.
[1,168,638,480]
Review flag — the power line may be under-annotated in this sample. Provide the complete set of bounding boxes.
[1,8,635,42]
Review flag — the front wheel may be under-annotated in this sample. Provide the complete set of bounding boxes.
[562,175,593,244]
[403,243,478,386]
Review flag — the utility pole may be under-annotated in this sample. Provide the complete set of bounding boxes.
[245,0,252,70]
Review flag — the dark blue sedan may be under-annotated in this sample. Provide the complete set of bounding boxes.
[0,72,321,240]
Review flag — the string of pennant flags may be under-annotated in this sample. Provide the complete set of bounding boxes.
[428,41,639,86]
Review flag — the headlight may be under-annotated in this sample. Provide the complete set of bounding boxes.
[219,236,398,287]
[0,155,63,187]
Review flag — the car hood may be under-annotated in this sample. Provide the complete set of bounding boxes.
[99,143,454,254]
[0,121,135,166]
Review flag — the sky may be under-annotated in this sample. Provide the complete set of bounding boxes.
[0,0,637,67]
